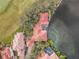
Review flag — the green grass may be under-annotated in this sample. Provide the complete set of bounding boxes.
[0,0,12,14]
[0,0,36,44]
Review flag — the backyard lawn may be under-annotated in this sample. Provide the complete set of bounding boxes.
[0,0,36,44]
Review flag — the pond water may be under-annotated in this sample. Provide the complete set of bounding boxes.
[48,0,79,59]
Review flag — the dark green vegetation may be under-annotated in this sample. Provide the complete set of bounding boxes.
[21,0,62,37]
[31,39,67,59]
